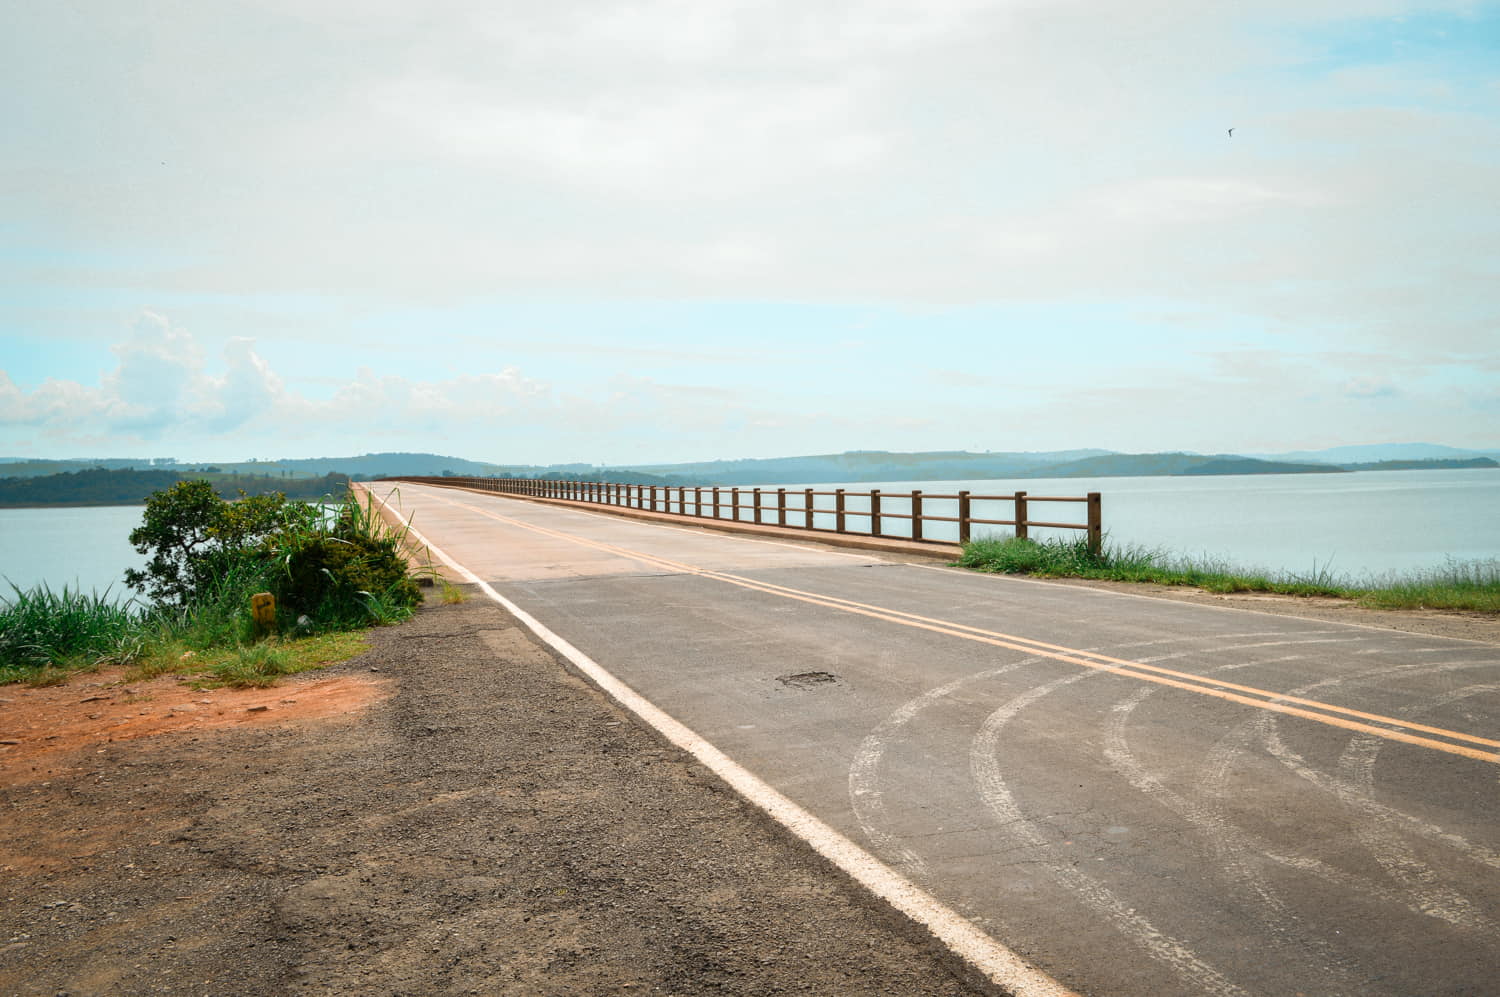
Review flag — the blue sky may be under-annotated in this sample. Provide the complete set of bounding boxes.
[2,0,1497,464]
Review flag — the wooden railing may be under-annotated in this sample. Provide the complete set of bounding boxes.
[385,476,1102,552]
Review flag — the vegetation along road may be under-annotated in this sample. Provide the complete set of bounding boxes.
[371,480,1500,997]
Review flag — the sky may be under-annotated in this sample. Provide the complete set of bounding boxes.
[2,0,1497,466]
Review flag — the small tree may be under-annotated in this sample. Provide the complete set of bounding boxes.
[125,480,310,606]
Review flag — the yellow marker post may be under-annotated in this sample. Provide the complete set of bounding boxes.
[251,592,276,640]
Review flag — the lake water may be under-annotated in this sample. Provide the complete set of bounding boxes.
[790,467,1500,581]
[0,505,148,600]
[2,468,1497,599]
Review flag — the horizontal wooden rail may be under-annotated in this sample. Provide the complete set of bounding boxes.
[382,477,1102,552]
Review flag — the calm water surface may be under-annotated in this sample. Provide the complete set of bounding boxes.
[0,505,146,599]
[782,467,1500,582]
[2,468,1497,598]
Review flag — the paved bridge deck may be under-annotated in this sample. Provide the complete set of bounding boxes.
[368,481,1500,997]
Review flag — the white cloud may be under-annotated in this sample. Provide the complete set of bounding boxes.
[1342,375,1399,398]
[196,337,285,432]
[101,312,204,432]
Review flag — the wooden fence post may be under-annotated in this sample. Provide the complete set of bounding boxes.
[804,489,814,529]
[753,488,762,524]
[777,488,786,526]
[731,487,740,522]
[695,487,702,517]
[958,490,971,544]
[835,489,846,533]
[713,487,721,519]
[911,490,923,541]
[1087,492,1102,556]
[870,489,881,537]
[1014,491,1028,540]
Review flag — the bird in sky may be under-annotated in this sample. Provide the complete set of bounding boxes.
[1227,127,1235,137]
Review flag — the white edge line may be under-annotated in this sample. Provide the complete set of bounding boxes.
[367,486,1075,997]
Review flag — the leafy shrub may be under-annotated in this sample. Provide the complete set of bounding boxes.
[126,482,422,633]
[274,531,422,628]
[125,480,314,606]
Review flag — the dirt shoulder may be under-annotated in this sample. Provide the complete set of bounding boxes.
[0,590,985,997]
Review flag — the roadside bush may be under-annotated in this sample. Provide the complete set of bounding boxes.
[128,482,422,633]
[125,480,313,607]
[274,531,422,628]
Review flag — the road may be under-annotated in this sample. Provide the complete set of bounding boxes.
[374,481,1500,997]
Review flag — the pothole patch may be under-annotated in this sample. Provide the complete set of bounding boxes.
[776,671,840,689]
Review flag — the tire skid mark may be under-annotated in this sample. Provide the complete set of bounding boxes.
[1336,684,1500,931]
[1109,639,1418,989]
[1199,712,1378,993]
[1104,658,1365,995]
[844,630,1274,878]
[1261,659,1500,876]
[851,633,1360,898]
[848,661,1037,880]
[1109,630,1357,653]
[971,672,1252,997]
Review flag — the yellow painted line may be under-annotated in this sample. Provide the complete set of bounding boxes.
[430,490,1500,766]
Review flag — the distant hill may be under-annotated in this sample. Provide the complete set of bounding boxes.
[613,449,1118,485]
[1338,457,1498,472]
[1255,443,1500,464]
[1041,454,1339,478]
[0,469,351,507]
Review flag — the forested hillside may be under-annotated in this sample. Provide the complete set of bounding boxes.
[0,469,350,506]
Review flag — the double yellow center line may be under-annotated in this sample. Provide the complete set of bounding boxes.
[449,495,1500,766]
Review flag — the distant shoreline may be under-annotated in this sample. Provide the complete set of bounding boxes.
[4,461,1499,507]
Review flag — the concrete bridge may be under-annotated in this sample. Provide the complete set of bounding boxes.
[365,480,1500,997]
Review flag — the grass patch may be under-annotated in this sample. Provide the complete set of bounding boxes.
[1356,559,1500,613]
[956,535,1500,613]
[0,584,150,684]
[198,631,370,689]
[122,630,370,687]
[439,580,468,604]
[203,643,296,689]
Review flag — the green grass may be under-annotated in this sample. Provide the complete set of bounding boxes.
[120,630,369,686]
[956,534,1500,613]
[196,631,370,689]
[0,583,151,683]
[1356,559,1500,613]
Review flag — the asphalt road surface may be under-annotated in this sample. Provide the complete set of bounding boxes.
[374,482,1500,997]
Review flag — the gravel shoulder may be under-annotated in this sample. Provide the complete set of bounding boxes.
[1,589,986,997]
